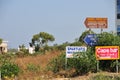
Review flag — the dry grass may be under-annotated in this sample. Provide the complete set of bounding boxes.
[15,50,62,79]
[16,50,61,68]
[13,51,120,80]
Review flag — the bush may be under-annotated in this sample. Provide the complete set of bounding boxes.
[0,53,15,64]
[0,61,20,78]
[57,42,70,50]
[67,48,96,75]
[89,73,120,80]
[70,41,82,46]
[27,63,40,72]
[0,54,20,79]
[47,52,65,73]
[16,50,29,57]
[47,47,97,77]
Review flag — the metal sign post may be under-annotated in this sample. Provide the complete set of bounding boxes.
[65,58,67,70]
[0,70,1,80]
[116,60,119,73]
[97,60,99,72]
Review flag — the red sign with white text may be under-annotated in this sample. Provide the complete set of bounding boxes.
[96,46,119,60]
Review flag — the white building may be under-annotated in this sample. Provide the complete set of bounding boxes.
[0,41,8,53]
[28,46,35,54]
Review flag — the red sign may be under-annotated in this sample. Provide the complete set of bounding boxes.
[84,17,108,28]
[96,46,119,60]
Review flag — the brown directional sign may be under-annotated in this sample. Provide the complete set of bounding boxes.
[84,17,108,28]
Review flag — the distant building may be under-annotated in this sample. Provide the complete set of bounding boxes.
[0,41,8,53]
[28,46,35,54]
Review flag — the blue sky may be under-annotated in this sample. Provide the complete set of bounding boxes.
[0,0,115,48]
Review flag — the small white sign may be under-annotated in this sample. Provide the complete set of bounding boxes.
[66,46,87,58]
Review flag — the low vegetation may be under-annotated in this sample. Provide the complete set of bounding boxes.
[89,72,120,80]
[0,31,120,79]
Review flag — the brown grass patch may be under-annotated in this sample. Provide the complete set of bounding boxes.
[15,50,62,79]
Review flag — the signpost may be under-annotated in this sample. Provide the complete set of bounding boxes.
[95,46,119,73]
[84,34,97,46]
[84,17,108,28]
[65,46,87,69]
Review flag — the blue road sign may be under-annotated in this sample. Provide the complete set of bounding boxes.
[84,34,97,46]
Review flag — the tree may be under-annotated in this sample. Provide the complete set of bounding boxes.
[31,34,40,51]
[39,32,55,46]
[97,32,120,46]
[113,35,120,45]
[0,38,2,44]
[31,32,55,52]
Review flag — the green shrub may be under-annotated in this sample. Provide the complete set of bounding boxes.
[0,53,15,64]
[47,52,65,73]
[70,41,82,46]
[27,63,40,72]
[16,50,29,57]
[67,50,96,75]
[0,54,20,78]
[47,47,97,77]
[57,42,70,50]
[89,74,120,80]
[0,62,20,78]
